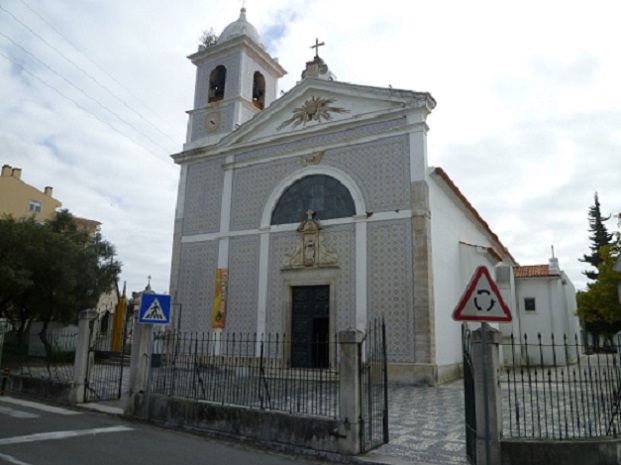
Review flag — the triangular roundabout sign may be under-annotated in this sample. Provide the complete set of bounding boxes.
[452,266,512,322]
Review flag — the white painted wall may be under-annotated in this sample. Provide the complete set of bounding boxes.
[496,265,519,339]
[514,278,554,341]
[514,275,579,365]
[515,277,579,340]
[428,173,505,367]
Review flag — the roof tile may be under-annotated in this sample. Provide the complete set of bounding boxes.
[513,264,559,278]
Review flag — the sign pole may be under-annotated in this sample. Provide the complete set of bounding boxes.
[453,267,509,465]
[481,322,491,465]
[144,324,154,415]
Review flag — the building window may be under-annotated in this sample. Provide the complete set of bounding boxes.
[208,65,226,102]
[524,297,536,312]
[271,175,356,225]
[28,200,42,213]
[252,71,265,109]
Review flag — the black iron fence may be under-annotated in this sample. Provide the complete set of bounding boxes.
[360,317,389,452]
[84,330,129,402]
[501,333,621,439]
[462,326,477,464]
[150,331,340,418]
[0,330,77,384]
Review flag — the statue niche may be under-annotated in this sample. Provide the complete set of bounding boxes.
[282,210,338,270]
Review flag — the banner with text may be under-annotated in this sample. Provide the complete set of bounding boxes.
[211,268,229,329]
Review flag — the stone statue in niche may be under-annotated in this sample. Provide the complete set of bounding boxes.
[282,210,338,269]
[303,235,316,266]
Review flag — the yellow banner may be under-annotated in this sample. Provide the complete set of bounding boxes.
[211,268,228,329]
[110,285,127,353]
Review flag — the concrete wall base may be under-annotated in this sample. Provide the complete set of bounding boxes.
[387,363,438,385]
[5,374,72,405]
[437,363,462,384]
[387,362,462,385]
[130,393,342,455]
[502,438,621,465]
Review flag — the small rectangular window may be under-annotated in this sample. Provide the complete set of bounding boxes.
[524,297,536,311]
[28,200,42,213]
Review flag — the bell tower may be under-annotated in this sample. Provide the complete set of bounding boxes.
[185,8,287,148]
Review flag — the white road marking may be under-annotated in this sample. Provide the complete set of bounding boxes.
[0,397,80,416]
[0,452,34,465]
[0,406,39,419]
[0,426,133,446]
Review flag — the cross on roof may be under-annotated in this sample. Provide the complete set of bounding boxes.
[310,38,325,59]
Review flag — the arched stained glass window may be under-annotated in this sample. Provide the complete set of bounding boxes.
[271,175,356,225]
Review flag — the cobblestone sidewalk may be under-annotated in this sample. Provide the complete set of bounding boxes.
[363,381,468,465]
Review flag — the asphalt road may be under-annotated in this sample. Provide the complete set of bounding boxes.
[0,396,329,465]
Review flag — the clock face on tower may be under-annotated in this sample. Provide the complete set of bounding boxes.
[205,112,221,133]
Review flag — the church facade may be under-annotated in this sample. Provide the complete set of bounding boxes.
[169,9,518,384]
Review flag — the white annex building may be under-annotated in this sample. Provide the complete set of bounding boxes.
[168,9,576,384]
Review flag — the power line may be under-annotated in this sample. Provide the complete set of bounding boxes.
[0,49,170,161]
[16,0,180,137]
[0,3,179,146]
[0,31,173,154]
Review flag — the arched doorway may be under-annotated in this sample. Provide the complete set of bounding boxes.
[271,174,356,368]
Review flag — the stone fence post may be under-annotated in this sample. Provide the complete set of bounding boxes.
[338,329,364,455]
[472,323,503,465]
[70,309,97,404]
[124,322,153,416]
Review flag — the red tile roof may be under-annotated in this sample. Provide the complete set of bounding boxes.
[513,265,559,278]
[432,167,516,264]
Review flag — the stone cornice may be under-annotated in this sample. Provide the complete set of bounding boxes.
[187,36,286,77]
[186,96,260,115]
[171,108,424,165]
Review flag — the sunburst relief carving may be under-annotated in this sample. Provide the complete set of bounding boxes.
[277,96,349,130]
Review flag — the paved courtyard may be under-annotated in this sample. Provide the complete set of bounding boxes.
[364,381,468,465]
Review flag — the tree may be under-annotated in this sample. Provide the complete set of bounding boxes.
[199,28,217,48]
[577,236,621,339]
[0,210,121,352]
[580,193,613,280]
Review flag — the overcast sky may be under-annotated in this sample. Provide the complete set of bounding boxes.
[1,0,620,295]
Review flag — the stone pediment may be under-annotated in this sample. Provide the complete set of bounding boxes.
[218,79,436,148]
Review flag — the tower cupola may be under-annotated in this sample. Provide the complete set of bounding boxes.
[218,8,262,46]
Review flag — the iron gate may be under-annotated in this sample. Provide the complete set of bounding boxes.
[462,325,476,464]
[84,315,129,402]
[360,317,389,452]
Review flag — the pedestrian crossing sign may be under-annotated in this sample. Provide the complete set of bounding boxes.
[138,293,171,325]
